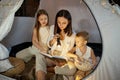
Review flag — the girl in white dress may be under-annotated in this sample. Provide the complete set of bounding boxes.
[16,9,51,80]
[16,9,50,62]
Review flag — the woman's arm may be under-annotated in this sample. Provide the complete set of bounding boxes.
[47,25,57,47]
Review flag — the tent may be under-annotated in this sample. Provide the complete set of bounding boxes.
[0,0,120,80]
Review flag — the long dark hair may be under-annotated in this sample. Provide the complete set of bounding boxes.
[34,9,49,41]
[54,9,73,36]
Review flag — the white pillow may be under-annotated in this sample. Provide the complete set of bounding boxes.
[0,44,9,59]
[0,59,14,72]
[0,44,14,72]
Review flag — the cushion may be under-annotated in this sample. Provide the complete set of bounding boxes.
[9,42,32,57]
[0,44,14,73]
[0,59,14,72]
[74,59,93,71]
[1,57,25,77]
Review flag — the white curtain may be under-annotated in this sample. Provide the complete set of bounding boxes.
[0,0,23,41]
[0,1,23,78]
[0,0,23,59]
[1,17,35,49]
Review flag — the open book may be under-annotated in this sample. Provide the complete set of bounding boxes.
[40,52,67,63]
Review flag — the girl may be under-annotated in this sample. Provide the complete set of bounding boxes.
[16,9,50,80]
[32,9,50,54]
[16,9,50,62]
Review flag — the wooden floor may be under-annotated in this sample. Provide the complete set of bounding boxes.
[13,57,56,80]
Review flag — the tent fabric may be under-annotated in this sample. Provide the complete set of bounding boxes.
[0,0,23,41]
[0,0,120,80]
[0,0,23,73]
[85,0,120,80]
[39,0,102,43]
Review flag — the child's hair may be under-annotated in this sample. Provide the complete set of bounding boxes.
[34,9,49,41]
[35,9,49,27]
[54,9,73,36]
[76,31,89,41]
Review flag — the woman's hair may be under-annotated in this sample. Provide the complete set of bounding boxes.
[76,31,89,41]
[34,9,49,41]
[54,9,73,36]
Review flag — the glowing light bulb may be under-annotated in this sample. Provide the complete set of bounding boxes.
[57,37,61,47]
[57,44,61,47]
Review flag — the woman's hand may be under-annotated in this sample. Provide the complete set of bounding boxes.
[49,34,59,46]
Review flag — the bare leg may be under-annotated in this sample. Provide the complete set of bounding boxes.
[36,70,46,80]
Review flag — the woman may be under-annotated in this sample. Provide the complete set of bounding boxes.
[36,9,76,80]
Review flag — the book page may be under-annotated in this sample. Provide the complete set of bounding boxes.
[40,52,67,62]
[52,56,67,63]
[40,52,52,58]
[52,56,66,60]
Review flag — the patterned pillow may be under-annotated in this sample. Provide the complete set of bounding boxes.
[0,59,14,72]
[74,59,93,71]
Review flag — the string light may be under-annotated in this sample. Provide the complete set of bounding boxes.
[101,0,120,16]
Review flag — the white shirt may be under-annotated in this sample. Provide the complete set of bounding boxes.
[48,25,75,58]
[76,46,91,60]
[39,26,49,45]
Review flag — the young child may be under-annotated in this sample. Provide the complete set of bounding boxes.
[32,9,50,54]
[16,9,50,62]
[67,31,97,80]
[16,9,50,80]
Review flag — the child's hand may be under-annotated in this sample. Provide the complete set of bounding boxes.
[53,34,60,41]
[75,59,82,65]
[54,34,60,38]
[55,60,66,67]
[49,50,54,56]
[75,57,84,64]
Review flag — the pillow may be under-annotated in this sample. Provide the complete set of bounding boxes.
[0,59,14,72]
[0,44,9,59]
[74,59,93,71]
[9,42,32,57]
[0,43,14,72]
[0,74,15,80]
